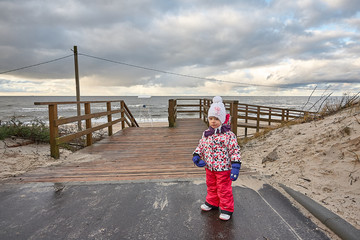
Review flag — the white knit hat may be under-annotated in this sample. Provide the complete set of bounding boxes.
[208,96,226,124]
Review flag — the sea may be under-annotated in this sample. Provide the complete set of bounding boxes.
[0,96,341,125]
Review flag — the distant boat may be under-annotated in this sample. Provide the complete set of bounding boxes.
[138,95,151,99]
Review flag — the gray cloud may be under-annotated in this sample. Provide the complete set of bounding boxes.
[0,0,359,94]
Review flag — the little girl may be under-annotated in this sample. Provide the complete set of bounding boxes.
[192,96,241,221]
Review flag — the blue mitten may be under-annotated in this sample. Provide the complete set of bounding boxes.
[230,163,241,181]
[192,155,206,167]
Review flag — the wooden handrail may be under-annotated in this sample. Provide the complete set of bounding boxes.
[168,98,318,137]
[34,100,126,105]
[55,109,123,126]
[36,100,139,159]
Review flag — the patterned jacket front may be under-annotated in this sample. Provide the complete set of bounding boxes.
[193,130,241,171]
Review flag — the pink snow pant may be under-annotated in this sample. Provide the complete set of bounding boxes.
[205,168,234,213]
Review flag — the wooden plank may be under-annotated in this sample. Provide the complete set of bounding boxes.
[55,109,123,126]
[238,122,277,129]
[56,118,126,145]
[177,110,200,113]
[34,100,124,105]
[123,101,139,127]
[14,119,217,183]
[177,104,200,107]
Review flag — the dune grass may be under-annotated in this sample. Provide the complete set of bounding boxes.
[0,116,107,151]
[0,117,50,143]
[238,93,360,147]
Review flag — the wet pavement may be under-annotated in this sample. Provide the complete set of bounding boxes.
[0,180,330,240]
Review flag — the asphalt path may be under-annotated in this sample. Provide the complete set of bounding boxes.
[0,180,330,240]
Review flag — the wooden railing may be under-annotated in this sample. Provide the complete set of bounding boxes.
[168,98,204,127]
[235,103,315,137]
[35,100,139,159]
[168,98,317,137]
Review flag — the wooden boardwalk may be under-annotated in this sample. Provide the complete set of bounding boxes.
[12,119,244,183]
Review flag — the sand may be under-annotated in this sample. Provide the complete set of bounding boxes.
[1,109,359,231]
[0,139,73,179]
[241,105,360,230]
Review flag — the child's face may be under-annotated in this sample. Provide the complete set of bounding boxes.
[209,116,221,129]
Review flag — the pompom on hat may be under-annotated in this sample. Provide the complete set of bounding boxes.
[208,96,226,124]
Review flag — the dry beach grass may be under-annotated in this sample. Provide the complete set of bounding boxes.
[241,102,360,230]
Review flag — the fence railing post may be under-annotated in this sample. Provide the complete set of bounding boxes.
[256,106,260,132]
[203,99,207,123]
[230,100,238,136]
[204,99,211,125]
[107,102,113,136]
[49,104,59,159]
[199,99,202,119]
[245,105,248,137]
[268,108,272,126]
[168,99,176,127]
[121,101,125,129]
[286,109,289,121]
[85,102,92,146]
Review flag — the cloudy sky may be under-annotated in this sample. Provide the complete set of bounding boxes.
[0,0,360,96]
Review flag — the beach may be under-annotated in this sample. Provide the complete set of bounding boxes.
[241,105,360,230]
[1,106,359,232]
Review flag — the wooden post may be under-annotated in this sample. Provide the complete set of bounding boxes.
[169,99,177,127]
[204,99,210,126]
[168,99,176,127]
[107,102,113,136]
[203,99,207,122]
[245,105,248,137]
[121,101,125,129]
[230,101,238,136]
[73,45,82,131]
[282,109,285,122]
[49,104,59,159]
[268,108,272,126]
[85,102,92,146]
[256,106,260,132]
[286,110,289,121]
[199,99,202,119]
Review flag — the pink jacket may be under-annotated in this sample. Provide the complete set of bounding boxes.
[193,130,241,171]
